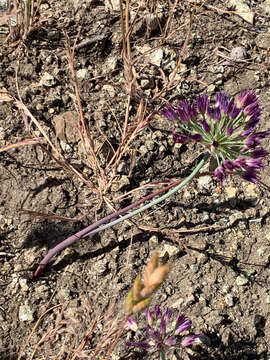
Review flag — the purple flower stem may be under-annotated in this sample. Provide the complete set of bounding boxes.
[34,153,210,277]
[33,179,182,277]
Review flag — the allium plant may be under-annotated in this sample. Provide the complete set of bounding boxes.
[33,90,269,277]
[163,90,269,184]
[126,305,202,359]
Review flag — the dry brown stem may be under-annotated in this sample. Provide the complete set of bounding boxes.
[65,34,105,192]
[17,304,62,360]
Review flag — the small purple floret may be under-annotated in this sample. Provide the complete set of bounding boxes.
[242,168,258,184]
[213,106,221,121]
[146,308,153,325]
[181,334,202,347]
[215,92,228,113]
[164,307,173,321]
[254,130,270,139]
[162,103,177,121]
[189,134,202,142]
[197,94,209,113]
[246,158,264,169]
[160,318,167,333]
[173,132,188,144]
[223,160,236,172]
[127,317,138,331]
[234,157,247,168]
[175,318,191,334]
[237,90,257,108]
[226,126,234,136]
[214,166,226,182]
[225,98,236,116]
[230,107,241,119]
[177,100,197,122]
[201,119,210,133]
[253,148,268,158]
[165,336,177,345]
[245,136,261,149]
[246,116,260,130]
[154,305,162,318]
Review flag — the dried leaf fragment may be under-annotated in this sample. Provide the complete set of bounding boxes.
[0,88,13,102]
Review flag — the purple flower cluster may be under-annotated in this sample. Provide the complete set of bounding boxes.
[126,305,202,354]
[162,90,269,183]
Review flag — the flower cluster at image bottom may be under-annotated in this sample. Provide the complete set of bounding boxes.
[126,305,202,354]
[162,90,269,183]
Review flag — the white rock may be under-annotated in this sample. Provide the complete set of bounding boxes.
[40,72,56,87]
[236,274,249,286]
[224,293,234,307]
[229,0,254,24]
[104,56,118,72]
[110,354,121,360]
[225,185,237,199]
[103,84,115,97]
[207,84,216,92]
[19,303,34,322]
[19,278,29,292]
[136,45,163,66]
[245,183,258,197]
[159,244,179,257]
[149,48,163,66]
[230,46,247,60]
[149,235,159,245]
[197,175,212,190]
[77,68,88,80]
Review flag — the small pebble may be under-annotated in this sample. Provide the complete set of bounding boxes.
[77,68,89,80]
[159,244,179,257]
[230,46,247,60]
[236,274,249,286]
[190,264,199,273]
[224,294,234,307]
[197,175,212,190]
[19,278,29,292]
[40,72,56,87]
[19,304,34,322]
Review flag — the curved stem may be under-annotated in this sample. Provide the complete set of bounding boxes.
[90,153,210,234]
[34,152,210,277]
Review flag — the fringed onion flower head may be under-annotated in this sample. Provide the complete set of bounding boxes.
[162,90,269,183]
[126,305,202,354]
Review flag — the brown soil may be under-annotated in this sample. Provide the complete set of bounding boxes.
[0,0,270,359]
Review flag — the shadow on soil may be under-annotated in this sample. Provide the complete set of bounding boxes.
[126,336,267,360]
[189,333,268,360]
[20,194,267,278]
